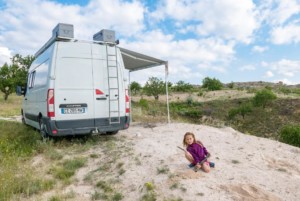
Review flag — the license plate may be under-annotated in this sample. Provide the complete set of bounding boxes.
[61,108,85,114]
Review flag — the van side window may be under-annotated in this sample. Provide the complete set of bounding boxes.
[34,60,49,87]
[28,71,36,89]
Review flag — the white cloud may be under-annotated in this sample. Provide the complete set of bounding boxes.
[0,46,12,66]
[0,0,145,60]
[264,70,274,78]
[150,0,259,43]
[268,59,300,77]
[239,65,256,71]
[252,45,268,53]
[267,0,300,26]
[270,23,300,44]
[122,30,235,69]
[121,29,235,84]
[261,61,269,67]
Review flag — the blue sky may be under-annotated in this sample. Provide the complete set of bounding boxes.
[0,0,300,85]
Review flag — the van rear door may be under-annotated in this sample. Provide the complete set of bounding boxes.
[91,44,110,126]
[54,42,95,125]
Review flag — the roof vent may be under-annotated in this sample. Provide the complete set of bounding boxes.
[93,29,115,43]
[52,23,74,38]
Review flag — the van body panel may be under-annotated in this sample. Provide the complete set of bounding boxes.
[21,40,129,136]
[23,43,55,130]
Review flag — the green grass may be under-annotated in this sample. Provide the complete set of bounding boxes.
[0,120,55,200]
[50,157,86,183]
[133,95,300,145]
[0,93,22,117]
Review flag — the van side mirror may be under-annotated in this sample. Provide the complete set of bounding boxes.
[16,85,26,96]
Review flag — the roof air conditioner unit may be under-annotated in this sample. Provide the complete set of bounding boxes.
[93,29,115,43]
[52,23,74,38]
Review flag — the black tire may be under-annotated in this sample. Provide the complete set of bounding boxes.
[39,117,49,139]
[21,111,26,125]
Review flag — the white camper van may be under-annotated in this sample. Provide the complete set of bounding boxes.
[17,23,131,137]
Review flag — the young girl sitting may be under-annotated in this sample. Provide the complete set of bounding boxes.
[183,132,211,173]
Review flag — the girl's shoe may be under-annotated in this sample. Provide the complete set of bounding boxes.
[188,163,195,168]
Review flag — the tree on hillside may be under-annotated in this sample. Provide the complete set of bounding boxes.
[202,77,223,91]
[143,77,165,100]
[0,63,15,100]
[130,81,142,95]
[172,80,193,92]
[252,89,277,108]
[12,54,34,86]
[228,102,253,120]
[0,54,34,100]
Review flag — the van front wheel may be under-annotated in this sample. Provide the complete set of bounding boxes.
[39,118,49,139]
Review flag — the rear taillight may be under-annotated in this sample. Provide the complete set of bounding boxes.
[125,89,130,115]
[47,89,55,117]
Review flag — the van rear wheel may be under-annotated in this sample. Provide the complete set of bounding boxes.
[21,113,26,125]
[39,118,49,139]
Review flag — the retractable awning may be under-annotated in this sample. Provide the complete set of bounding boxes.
[119,47,170,124]
[119,47,167,72]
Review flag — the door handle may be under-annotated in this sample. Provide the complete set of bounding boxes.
[96,97,107,100]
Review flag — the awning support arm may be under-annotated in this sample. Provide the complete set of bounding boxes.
[165,62,170,124]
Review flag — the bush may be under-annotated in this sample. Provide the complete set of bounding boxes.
[172,80,193,92]
[228,103,253,120]
[252,89,277,108]
[186,96,193,105]
[139,99,149,110]
[201,77,223,91]
[227,82,234,89]
[279,125,300,147]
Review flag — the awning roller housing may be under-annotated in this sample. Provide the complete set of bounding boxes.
[119,47,167,72]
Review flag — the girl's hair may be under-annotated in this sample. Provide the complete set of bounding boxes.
[183,132,204,147]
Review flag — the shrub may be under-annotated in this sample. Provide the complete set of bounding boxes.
[228,103,253,120]
[252,89,277,108]
[279,125,300,147]
[278,86,291,95]
[227,82,234,89]
[130,81,142,95]
[172,80,193,92]
[228,108,239,120]
[186,96,193,105]
[201,77,223,91]
[139,99,149,110]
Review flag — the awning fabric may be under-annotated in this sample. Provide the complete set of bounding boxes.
[119,47,167,72]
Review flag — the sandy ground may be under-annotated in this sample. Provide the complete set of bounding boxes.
[114,123,300,201]
[14,122,300,201]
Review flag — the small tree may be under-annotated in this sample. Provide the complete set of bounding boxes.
[0,63,15,100]
[130,81,141,95]
[12,54,34,86]
[228,103,253,120]
[253,89,277,108]
[143,77,165,100]
[202,77,223,91]
[173,80,193,92]
[0,54,34,100]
